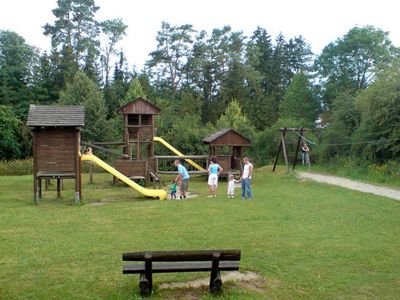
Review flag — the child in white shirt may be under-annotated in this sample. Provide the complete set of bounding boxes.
[227,174,240,198]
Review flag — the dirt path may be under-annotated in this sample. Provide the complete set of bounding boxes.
[297,172,400,201]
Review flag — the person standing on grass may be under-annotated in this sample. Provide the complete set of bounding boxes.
[241,157,253,200]
[207,157,223,197]
[174,159,190,199]
[301,143,311,166]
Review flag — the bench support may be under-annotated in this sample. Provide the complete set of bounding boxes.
[209,252,222,293]
[141,252,153,296]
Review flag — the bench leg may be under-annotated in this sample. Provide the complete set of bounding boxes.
[209,252,222,293]
[144,253,153,296]
[139,273,150,296]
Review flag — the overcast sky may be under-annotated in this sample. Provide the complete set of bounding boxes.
[1,0,400,70]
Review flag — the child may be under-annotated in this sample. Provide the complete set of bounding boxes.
[227,174,240,198]
[169,179,177,199]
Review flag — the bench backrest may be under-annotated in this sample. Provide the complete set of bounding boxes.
[122,249,241,262]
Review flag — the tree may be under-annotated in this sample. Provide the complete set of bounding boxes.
[279,73,319,128]
[0,30,37,117]
[315,25,398,106]
[352,61,400,162]
[146,22,195,96]
[320,92,359,161]
[0,105,22,159]
[216,99,255,140]
[43,0,101,84]
[104,51,131,117]
[100,18,127,87]
[59,71,113,142]
[122,77,147,106]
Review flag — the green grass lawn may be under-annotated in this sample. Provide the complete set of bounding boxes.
[1,167,400,299]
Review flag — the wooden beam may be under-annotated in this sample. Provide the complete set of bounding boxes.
[155,155,209,159]
[281,129,289,173]
[122,250,241,262]
[292,128,304,171]
[279,128,308,132]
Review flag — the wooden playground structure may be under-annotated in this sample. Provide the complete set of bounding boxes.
[27,98,252,202]
[202,128,251,175]
[27,105,84,204]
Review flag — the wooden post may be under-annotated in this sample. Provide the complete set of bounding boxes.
[136,130,141,160]
[33,129,38,204]
[57,179,61,198]
[210,252,221,293]
[144,252,153,296]
[281,129,289,173]
[139,273,150,296]
[38,178,42,199]
[89,163,94,184]
[74,129,80,205]
[44,179,50,191]
[273,129,284,172]
[292,128,304,171]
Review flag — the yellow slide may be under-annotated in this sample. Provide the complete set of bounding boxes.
[81,154,167,200]
[154,136,205,171]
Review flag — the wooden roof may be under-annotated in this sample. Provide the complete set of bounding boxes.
[117,98,161,115]
[27,105,85,127]
[202,128,251,146]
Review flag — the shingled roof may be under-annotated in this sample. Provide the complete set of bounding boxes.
[202,128,251,145]
[27,105,85,127]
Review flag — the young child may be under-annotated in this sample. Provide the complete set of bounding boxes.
[227,174,240,198]
[169,179,177,199]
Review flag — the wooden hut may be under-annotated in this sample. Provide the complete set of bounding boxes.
[202,128,251,173]
[116,98,161,180]
[27,105,84,204]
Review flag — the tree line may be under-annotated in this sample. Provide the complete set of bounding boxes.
[1,0,400,168]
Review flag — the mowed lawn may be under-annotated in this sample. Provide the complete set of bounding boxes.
[1,167,399,299]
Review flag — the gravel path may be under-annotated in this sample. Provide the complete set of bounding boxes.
[297,172,400,201]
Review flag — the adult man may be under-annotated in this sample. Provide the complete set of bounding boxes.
[174,159,190,199]
[241,157,253,200]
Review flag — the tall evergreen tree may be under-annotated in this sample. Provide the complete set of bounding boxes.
[59,71,113,142]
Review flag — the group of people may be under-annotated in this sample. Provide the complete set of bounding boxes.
[169,157,253,200]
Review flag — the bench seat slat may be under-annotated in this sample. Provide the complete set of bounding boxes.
[122,249,241,262]
[123,261,239,274]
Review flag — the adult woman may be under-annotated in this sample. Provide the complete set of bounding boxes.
[207,157,223,197]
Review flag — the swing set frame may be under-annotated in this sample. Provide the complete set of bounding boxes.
[272,127,306,173]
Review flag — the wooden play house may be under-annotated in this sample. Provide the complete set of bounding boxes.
[202,128,251,174]
[116,98,161,181]
[27,105,84,204]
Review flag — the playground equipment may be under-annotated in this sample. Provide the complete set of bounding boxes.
[81,154,167,200]
[27,105,84,204]
[26,99,252,203]
[272,127,307,173]
[113,98,160,183]
[202,128,251,175]
[153,136,205,171]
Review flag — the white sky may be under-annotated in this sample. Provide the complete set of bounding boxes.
[1,0,400,70]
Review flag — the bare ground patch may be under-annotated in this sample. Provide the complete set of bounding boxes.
[158,271,276,299]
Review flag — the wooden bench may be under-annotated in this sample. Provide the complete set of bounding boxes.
[122,249,241,296]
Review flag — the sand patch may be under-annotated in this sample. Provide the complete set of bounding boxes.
[159,271,263,290]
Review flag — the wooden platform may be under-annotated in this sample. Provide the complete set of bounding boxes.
[37,172,76,179]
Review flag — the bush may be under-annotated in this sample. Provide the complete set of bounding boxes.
[0,158,33,176]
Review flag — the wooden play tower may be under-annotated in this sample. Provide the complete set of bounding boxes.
[115,98,161,182]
